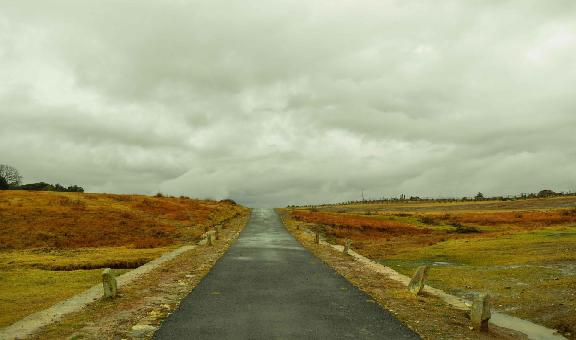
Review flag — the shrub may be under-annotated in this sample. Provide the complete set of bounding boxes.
[420,216,437,225]
[220,199,237,205]
[155,192,164,198]
[451,222,480,233]
[0,177,8,190]
[561,207,576,216]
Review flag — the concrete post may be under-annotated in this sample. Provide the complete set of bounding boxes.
[207,233,213,246]
[343,239,351,255]
[471,293,491,331]
[102,268,117,298]
[408,265,429,295]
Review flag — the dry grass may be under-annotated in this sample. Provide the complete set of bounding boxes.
[291,210,429,239]
[30,213,250,340]
[429,209,576,228]
[0,191,245,249]
[281,213,525,340]
[282,197,576,338]
[0,190,249,327]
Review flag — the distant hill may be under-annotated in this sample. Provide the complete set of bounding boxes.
[0,191,246,249]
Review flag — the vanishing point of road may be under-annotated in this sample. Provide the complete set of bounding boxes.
[155,208,419,339]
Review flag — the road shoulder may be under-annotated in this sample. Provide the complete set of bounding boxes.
[277,209,525,340]
[29,213,250,340]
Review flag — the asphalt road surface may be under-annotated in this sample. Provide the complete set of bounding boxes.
[154,208,419,339]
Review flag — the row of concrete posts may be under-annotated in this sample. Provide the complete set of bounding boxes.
[313,231,491,332]
[101,224,224,299]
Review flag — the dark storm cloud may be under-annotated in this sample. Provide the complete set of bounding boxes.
[1,0,576,206]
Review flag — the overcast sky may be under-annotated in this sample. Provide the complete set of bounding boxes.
[1,0,576,207]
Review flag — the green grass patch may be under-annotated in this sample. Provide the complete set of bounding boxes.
[0,268,130,326]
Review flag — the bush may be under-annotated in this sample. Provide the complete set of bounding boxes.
[420,216,437,225]
[0,177,8,190]
[395,213,411,217]
[220,199,237,205]
[561,207,576,216]
[451,222,480,233]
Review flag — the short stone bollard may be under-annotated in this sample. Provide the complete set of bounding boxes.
[315,232,320,244]
[102,268,117,298]
[470,293,491,332]
[343,239,351,255]
[207,233,213,246]
[408,265,429,295]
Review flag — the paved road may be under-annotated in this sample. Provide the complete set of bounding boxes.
[154,208,419,339]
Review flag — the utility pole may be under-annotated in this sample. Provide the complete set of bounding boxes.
[361,189,365,202]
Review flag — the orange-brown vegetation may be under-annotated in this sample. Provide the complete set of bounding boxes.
[0,190,249,328]
[291,210,429,240]
[427,209,576,228]
[0,191,246,249]
[282,197,576,338]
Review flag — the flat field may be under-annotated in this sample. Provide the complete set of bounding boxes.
[0,191,248,326]
[283,196,576,337]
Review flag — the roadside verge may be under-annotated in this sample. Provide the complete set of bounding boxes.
[1,212,250,340]
[278,209,530,340]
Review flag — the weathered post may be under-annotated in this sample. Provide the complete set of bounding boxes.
[470,293,491,331]
[343,239,351,255]
[215,226,221,240]
[207,233,213,246]
[315,232,320,244]
[102,268,117,298]
[408,265,429,295]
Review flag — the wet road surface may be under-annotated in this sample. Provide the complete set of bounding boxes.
[154,208,419,339]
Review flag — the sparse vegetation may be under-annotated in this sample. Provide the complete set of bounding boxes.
[0,190,249,327]
[419,215,436,225]
[281,196,576,337]
[449,222,480,234]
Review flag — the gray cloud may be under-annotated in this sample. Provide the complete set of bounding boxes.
[1,0,576,207]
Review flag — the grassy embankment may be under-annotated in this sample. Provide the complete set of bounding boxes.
[0,191,248,327]
[282,196,576,337]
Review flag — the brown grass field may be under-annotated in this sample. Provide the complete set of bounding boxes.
[283,196,576,338]
[0,190,249,327]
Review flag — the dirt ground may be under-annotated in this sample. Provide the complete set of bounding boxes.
[279,210,529,340]
[29,213,250,340]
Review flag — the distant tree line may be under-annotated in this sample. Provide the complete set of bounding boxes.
[0,164,84,192]
[16,182,84,192]
[287,189,576,208]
